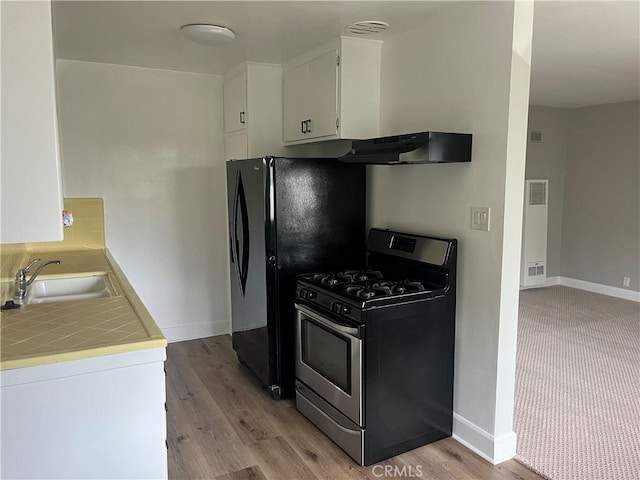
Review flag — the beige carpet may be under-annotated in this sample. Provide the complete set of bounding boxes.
[515,286,640,480]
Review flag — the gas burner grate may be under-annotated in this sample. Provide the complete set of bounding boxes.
[303,269,384,286]
[300,270,433,302]
[340,269,384,283]
[344,279,427,299]
[345,284,383,299]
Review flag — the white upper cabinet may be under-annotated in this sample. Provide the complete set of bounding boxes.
[283,62,310,142]
[1,0,64,244]
[283,37,382,145]
[284,49,339,142]
[223,71,247,133]
[223,63,285,160]
[223,132,249,162]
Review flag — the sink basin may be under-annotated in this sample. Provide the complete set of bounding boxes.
[25,274,117,304]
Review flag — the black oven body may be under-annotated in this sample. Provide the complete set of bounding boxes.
[296,295,455,465]
[295,229,457,465]
[362,294,455,464]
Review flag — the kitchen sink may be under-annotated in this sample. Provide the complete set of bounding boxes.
[25,274,118,304]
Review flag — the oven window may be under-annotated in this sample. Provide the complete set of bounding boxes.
[301,318,351,394]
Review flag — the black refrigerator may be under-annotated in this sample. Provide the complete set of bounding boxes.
[226,156,365,399]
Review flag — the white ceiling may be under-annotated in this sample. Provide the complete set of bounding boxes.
[52,1,640,109]
[530,1,639,107]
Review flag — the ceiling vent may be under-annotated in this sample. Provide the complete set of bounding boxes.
[345,21,389,35]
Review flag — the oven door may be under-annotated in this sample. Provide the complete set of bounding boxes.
[295,303,362,426]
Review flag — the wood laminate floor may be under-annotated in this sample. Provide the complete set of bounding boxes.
[166,336,542,480]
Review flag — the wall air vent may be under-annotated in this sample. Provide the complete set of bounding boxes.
[529,181,547,206]
[528,264,545,277]
[346,21,389,35]
[521,179,549,287]
[530,131,542,143]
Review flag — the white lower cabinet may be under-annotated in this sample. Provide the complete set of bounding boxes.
[0,348,167,479]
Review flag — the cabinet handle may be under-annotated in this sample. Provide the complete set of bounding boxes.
[300,119,312,134]
[240,111,245,124]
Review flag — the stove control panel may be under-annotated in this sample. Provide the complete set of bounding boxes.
[390,235,417,253]
[367,228,452,266]
[298,288,317,300]
[331,302,351,315]
[296,284,362,323]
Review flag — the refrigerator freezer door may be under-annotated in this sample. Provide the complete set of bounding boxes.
[226,156,366,399]
[272,158,366,397]
[227,158,272,386]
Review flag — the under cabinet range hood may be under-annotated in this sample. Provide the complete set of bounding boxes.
[340,131,472,165]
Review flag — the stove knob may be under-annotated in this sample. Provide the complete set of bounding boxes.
[308,291,317,299]
[300,289,308,299]
[331,302,350,315]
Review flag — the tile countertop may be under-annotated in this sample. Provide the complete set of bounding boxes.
[0,249,167,370]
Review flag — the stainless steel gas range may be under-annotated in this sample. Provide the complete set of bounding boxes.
[294,228,457,465]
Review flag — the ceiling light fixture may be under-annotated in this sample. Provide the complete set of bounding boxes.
[180,24,236,46]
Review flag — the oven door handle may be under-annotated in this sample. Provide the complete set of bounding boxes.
[296,382,361,435]
[295,303,359,337]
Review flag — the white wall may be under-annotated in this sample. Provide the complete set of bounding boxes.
[56,60,229,341]
[372,1,533,463]
[562,101,640,292]
[524,102,640,300]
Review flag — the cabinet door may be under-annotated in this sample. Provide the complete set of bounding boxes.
[0,0,63,243]
[283,63,308,142]
[224,71,247,133]
[224,132,249,161]
[305,49,339,140]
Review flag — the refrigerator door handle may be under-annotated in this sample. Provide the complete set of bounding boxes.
[232,179,239,267]
[233,171,250,297]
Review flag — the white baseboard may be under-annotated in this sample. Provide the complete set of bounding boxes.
[452,413,516,464]
[545,275,561,287]
[519,276,559,289]
[521,276,639,302]
[162,319,230,343]
[558,277,640,302]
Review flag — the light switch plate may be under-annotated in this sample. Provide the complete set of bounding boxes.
[471,206,490,231]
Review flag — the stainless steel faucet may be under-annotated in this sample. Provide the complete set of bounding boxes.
[13,258,61,305]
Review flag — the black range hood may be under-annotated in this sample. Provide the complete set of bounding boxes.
[340,131,472,165]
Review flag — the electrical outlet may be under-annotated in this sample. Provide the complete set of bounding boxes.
[623,277,631,288]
